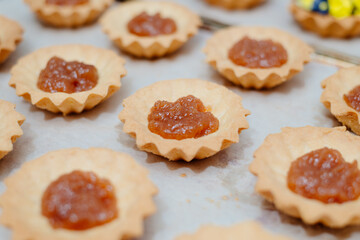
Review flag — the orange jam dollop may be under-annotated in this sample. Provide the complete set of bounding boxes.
[41,170,118,230]
[287,147,360,204]
[148,95,219,140]
[127,12,177,37]
[46,0,88,6]
[344,85,360,112]
[37,56,98,94]
[228,36,288,68]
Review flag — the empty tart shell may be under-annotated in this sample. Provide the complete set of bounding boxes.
[0,100,25,160]
[203,26,313,89]
[205,0,265,9]
[0,15,23,64]
[24,0,114,28]
[290,2,360,38]
[9,44,126,115]
[175,221,291,240]
[250,126,360,228]
[100,1,201,58]
[0,148,157,240]
[119,79,250,161]
[321,66,360,135]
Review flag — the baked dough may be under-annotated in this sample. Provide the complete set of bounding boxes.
[0,100,25,160]
[100,1,201,58]
[290,2,360,38]
[321,66,360,135]
[24,0,114,28]
[0,15,23,64]
[250,126,360,228]
[0,148,157,240]
[205,0,265,9]
[175,221,291,240]
[119,78,250,161]
[203,26,312,89]
[9,44,126,115]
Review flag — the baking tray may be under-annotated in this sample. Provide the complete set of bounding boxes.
[1,0,360,239]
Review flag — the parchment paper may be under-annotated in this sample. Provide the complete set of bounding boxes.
[1,0,360,239]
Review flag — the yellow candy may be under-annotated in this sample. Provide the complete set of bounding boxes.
[329,0,353,18]
[296,0,314,10]
[353,0,360,15]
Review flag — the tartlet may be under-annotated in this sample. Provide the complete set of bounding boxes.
[0,148,157,240]
[175,221,291,240]
[24,0,114,28]
[290,2,360,38]
[0,100,25,160]
[0,15,23,64]
[9,44,126,115]
[321,66,360,135]
[205,0,265,9]
[203,26,312,89]
[250,126,360,228]
[100,1,201,58]
[119,78,250,161]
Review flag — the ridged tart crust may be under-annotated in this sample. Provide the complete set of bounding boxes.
[175,221,291,240]
[24,0,114,28]
[205,0,265,9]
[0,148,157,240]
[9,44,126,115]
[100,1,201,58]
[290,3,360,38]
[0,100,25,160]
[250,126,360,228]
[0,15,23,64]
[203,26,312,89]
[119,79,250,161]
[321,66,360,135]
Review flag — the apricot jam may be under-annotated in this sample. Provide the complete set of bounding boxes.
[287,147,360,204]
[37,56,98,94]
[46,0,88,6]
[148,95,219,140]
[127,12,177,37]
[344,85,360,112]
[41,170,118,230]
[228,37,288,68]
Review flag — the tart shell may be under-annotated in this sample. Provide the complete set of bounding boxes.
[290,3,360,38]
[0,148,157,240]
[9,44,126,115]
[0,100,25,160]
[175,221,291,240]
[203,26,312,89]
[0,16,23,64]
[250,126,360,228]
[100,1,201,58]
[24,0,114,28]
[205,0,265,9]
[119,78,250,161]
[321,66,360,135]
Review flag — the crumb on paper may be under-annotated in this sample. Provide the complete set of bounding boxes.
[206,198,214,203]
[180,173,187,177]
[234,197,239,201]
[222,196,229,200]
[186,199,191,203]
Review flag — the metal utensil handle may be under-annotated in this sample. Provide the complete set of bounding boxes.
[116,0,360,67]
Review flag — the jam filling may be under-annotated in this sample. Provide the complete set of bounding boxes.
[37,56,98,94]
[148,95,219,140]
[127,12,177,37]
[287,147,360,204]
[344,85,360,112]
[41,170,118,230]
[228,36,288,68]
[46,0,89,6]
